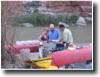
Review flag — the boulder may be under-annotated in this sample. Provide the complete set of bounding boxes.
[76,17,87,26]
[58,22,69,27]
[22,23,33,27]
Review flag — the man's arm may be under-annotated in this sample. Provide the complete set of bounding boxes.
[47,34,49,40]
[61,31,67,45]
[47,33,52,42]
[63,31,67,43]
[57,37,61,40]
[67,30,73,46]
[59,38,63,42]
[69,42,73,46]
[61,41,66,45]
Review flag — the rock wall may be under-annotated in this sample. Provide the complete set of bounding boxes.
[40,1,92,20]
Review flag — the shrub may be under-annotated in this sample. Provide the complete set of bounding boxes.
[65,17,71,25]
[84,18,92,24]
[71,15,79,23]
[56,15,65,22]
[34,9,39,13]
[26,11,31,14]
[11,13,92,27]
[46,4,50,8]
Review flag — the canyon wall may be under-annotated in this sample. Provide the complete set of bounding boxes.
[40,1,92,20]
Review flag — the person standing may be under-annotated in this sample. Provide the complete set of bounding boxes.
[38,28,49,43]
[38,28,49,58]
[47,24,61,41]
[59,24,73,49]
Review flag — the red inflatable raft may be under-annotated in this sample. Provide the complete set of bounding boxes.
[48,46,92,66]
[5,44,39,54]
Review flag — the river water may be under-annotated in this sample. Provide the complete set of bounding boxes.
[6,26,92,69]
[7,26,92,46]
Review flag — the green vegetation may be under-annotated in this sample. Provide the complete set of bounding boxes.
[84,18,92,24]
[11,13,92,26]
[26,11,31,14]
[34,9,39,13]
[46,4,50,9]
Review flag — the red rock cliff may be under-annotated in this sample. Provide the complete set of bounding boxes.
[40,1,92,18]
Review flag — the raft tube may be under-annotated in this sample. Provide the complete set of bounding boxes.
[5,44,39,54]
[48,46,92,66]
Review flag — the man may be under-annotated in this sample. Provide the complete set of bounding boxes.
[47,24,61,40]
[59,24,73,49]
